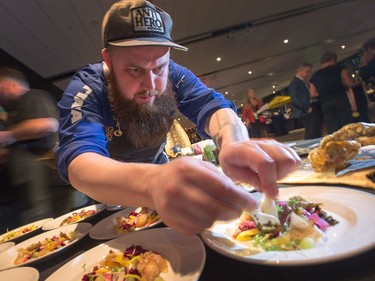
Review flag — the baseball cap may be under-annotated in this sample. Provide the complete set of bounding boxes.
[102,0,188,51]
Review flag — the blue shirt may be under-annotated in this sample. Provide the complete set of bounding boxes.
[56,60,236,181]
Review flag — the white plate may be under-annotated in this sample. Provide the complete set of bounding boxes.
[46,227,205,281]
[89,207,162,240]
[0,242,15,253]
[0,222,92,271]
[201,186,375,266]
[42,204,106,230]
[0,267,39,281]
[0,218,53,243]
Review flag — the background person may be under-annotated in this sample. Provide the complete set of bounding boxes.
[288,63,322,139]
[241,89,269,138]
[56,0,300,235]
[359,36,375,109]
[0,67,59,228]
[310,52,357,134]
[360,36,375,83]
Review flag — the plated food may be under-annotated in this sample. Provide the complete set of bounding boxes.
[201,186,375,265]
[42,204,105,230]
[0,223,92,271]
[60,209,97,226]
[0,218,52,243]
[14,231,76,265]
[81,245,168,281]
[115,207,159,233]
[46,228,205,281]
[89,207,162,240]
[232,196,338,251]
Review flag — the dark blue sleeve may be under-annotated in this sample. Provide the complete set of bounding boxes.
[55,65,111,182]
[168,60,237,139]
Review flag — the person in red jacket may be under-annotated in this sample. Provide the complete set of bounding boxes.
[242,89,268,138]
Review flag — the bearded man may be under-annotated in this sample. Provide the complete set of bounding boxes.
[56,0,300,235]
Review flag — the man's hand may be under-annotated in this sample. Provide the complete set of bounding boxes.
[149,157,258,235]
[218,139,301,199]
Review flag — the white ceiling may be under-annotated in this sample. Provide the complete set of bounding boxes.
[1,0,374,128]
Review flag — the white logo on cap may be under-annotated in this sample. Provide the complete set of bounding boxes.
[132,7,165,34]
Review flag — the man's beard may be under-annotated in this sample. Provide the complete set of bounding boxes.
[108,74,177,148]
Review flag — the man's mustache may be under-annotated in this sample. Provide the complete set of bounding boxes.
[138,91,161,97]
[142,91,160,97]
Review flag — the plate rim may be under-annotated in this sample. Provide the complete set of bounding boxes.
[42,203,106,230]
[0,218,53,244]
[0,266,39,281]
[201,185,375,266]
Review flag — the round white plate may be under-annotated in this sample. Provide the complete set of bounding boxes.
[0,242,15,253]
[0,218,53,243]
[0,222,92,271]
[201,186,375,266]
[42,204,105,231]
[46,227,205,281]
[0,267,39,281]
[89,207,162,240]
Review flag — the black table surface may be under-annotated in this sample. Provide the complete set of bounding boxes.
[6,185,375,281]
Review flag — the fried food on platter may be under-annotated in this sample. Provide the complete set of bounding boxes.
[320,122,375,146]
[308,140,361,172]
[308,122,375,173]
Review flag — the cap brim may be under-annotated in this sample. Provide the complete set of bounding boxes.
[108,38,188,51]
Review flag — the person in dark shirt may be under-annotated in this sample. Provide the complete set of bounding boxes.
[360,37,375,83]
[310,52,357,134]
[0,67,59,227]
[289,63,322,139]
[360,37,375,106]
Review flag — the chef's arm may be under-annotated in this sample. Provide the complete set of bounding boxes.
[205,108,249,150]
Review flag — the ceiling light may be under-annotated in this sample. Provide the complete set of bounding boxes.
[272,85,276,89]
[272,91,276,94]
[225,91,229,95]
[324,39,335,43]
[248,71,252,74]
[341,45,346,49]
[216,57,221,61]
[268,72,274,76]
[283,39,289,44]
